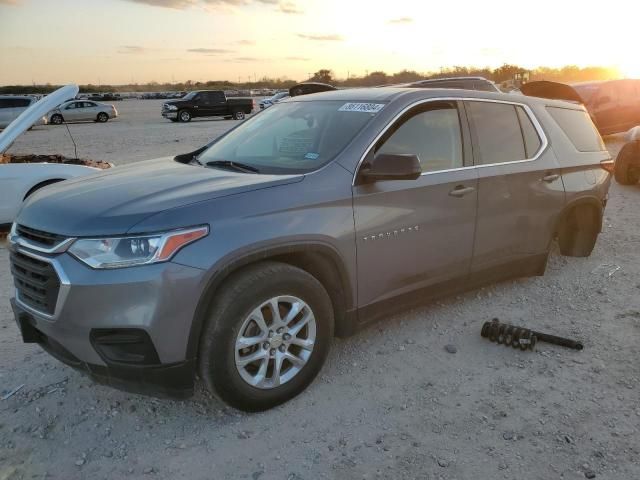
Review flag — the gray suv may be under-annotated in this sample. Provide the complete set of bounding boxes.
[9,88,612,411]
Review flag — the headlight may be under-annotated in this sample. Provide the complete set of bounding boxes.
[165,104,178,111]
[68,226,208,269]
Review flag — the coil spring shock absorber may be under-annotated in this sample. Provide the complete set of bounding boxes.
[481,318,537,350]
[481,318,584,351]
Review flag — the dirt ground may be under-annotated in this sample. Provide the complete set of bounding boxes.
[1,101,638,480]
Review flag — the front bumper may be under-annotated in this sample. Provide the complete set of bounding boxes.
[9,242,207,398]
[162,111,178,119]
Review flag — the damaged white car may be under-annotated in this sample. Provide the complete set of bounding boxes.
[0,85,112,230]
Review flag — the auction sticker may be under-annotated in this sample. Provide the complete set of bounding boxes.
[338,102,385,113]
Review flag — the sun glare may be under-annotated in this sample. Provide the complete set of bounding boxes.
[619,63,640,79]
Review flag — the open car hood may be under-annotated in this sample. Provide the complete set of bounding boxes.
[0,84,79,153]
[520,81,584,104]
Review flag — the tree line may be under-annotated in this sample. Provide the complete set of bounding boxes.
[0,64,620,94]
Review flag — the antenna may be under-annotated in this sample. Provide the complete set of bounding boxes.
[64,122,79,160]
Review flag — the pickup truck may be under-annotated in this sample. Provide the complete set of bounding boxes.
[162,90,254,122]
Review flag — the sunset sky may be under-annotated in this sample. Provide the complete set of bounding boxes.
[1,0,639,85]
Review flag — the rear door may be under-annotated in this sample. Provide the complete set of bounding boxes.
[80,101,99,120]
[465,100,565,276]
[353,100,478,308]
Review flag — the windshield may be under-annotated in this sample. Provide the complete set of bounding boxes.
[181,91,198,100]
[197,100,380,174]
[271,92,288,101]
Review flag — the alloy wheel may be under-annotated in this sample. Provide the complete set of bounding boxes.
[235,295,316,389]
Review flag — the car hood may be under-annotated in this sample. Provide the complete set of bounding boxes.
[17,157,304,236]
[0,84,79,153]
[520,81,585,104]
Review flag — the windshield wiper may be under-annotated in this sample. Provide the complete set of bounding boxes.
[205,160,260,174]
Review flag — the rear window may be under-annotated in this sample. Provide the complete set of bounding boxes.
[0,99,11,109]
[546,107,605,152]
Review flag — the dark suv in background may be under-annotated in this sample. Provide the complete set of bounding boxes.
[10,87,611,411]
[522,79,640,135]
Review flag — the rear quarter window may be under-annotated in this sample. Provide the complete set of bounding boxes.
[546,107,605,152]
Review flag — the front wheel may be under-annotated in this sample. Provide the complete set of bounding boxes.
[96,112,109,123]
[50,114,64,125]
[198,262,334,412]
[178,109,191,122]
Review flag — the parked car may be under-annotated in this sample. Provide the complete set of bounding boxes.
[48,100,118,124]
[521,79,640,136]
[0,96,47,129]
[289,82,337,97]
[259,91,289,110]
[9,87,611,411]
[401,76,501,93]
[161,90,254,122]
[0,85,111,230]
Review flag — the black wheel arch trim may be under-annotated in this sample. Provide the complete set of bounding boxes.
[555,195,604,235]
[185,241,355,360]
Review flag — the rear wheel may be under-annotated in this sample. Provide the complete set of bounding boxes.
[50,114,64,125]
[198,262,334,412]
[178,109,191,122]
[614,141,640,185]
[96,112,109,123]
[233,110,245,120]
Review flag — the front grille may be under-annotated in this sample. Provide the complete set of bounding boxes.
[16,224,66,248]
[10,251,61,315]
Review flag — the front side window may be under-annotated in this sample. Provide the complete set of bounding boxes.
[466,101,526,164]
[376,103,463,173]
[197,100,377,174]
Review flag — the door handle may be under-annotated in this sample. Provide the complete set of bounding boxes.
[542,173,560,183]
[448,185,475,197]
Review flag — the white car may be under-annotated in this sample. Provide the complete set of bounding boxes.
[0,96,47,129]
[0,85,111,230]
[48,100,118,124]
[259,91,289,110]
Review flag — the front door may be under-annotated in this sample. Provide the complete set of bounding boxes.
[464,100,565,275]
[353,101,478,309]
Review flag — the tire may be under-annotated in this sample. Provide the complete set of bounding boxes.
[558,206,599,257]
[614,141,640,185]
[198,261,334,412]
[50,114,64,125]
[178,109,191,122]
[232,110,245,120]
[97,112,109,123]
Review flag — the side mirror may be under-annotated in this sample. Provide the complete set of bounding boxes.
[359,153,422,183]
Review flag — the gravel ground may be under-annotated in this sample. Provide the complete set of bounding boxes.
[1,102,639,480]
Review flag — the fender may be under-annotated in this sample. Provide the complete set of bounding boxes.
[555,195,604,234]
[184,241,355,360]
